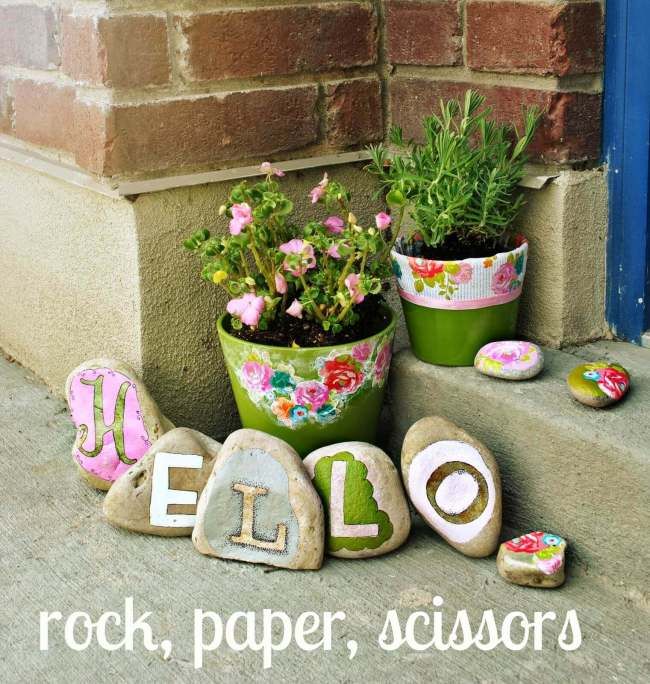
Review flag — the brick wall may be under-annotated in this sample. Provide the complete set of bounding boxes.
[0,0,603,179]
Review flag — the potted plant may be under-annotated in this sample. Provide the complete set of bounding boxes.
[367,90,541,366]
[184,163,396,456]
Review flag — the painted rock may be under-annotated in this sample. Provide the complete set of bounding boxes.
[567,361,630,408]
[65,359,173,490]
[497,531,567,588]
[474,340,543,380]
[401,416,501,557]
[193,429,324,570]
[303,442,411,559]
[103,428,221,536]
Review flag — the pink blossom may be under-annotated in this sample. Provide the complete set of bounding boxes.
[274,272,287,294]
[279,239,316,276]
[374,342,392,382]
[375,212,392,231]
[286,299,303,318]
[229,202,253,235]
[241,361,272,392]
[491,262,518,294]
[324,215,344,234]
[226,293,265,327]
[326,243,341,259]
[352,342,372,362]
[344,273,365,304]
[294,380,329,410]
[309,173,329,204]
[451,262,473,284]
[260,161,285,177]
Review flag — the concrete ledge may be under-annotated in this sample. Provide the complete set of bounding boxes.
[388,341,650,593]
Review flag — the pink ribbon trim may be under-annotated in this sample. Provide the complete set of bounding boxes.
[398,287,522,310]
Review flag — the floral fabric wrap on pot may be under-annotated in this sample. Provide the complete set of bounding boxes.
[218,307,396,456]
[391,240,527,310]
[390,239,528,367]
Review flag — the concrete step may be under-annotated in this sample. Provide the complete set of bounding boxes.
[1,353,649,682]
[387,341,650,597]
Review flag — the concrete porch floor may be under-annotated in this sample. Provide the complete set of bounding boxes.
[1,353,649,683]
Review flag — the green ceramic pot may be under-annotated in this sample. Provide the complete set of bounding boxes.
[217,306,396,456]
[391,240,528,366]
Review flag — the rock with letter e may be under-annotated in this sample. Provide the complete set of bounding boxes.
[103,428,221,536]
[65,359,174,490]
[304,442,411,558]
[192,429,324,570]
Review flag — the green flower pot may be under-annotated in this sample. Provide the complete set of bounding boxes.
[391,241,528,366]
[217,306,396,456]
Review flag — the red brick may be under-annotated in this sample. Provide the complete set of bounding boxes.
[105,87,320,175]
[0,5,60,69]
[62,14,171,88]
[326,78,383,148]
[389,78,601,162]
[0,77,12,134]
[177,4,377,81]
[385,0,461,66]
[467,1,603,76]
[13,80,76,153]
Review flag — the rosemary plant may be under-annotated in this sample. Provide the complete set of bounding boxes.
[367,90,542,252]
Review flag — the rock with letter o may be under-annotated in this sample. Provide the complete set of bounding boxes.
[401,416,502,557]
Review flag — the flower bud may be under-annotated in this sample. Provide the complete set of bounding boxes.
[218,205,227,216]
[347,212,357,225]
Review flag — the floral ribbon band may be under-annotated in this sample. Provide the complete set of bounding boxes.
[391,242,528,311]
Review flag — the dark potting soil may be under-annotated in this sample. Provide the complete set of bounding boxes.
[227,296,391,348]
[399,234,515,261]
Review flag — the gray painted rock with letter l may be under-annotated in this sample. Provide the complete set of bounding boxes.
[193,429,324,570]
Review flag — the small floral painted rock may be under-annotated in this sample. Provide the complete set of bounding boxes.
[567,361,630,408]
[474,340,544,380]
[497,531,567,588]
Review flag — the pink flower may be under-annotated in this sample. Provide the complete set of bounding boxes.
[309,173,329,203]
[375,212,392,231]
[279,239,316,276]
[344,273,364,304]
[286,299,303,318]
[352,342,372,362]
[326,243,341,259]
[241,361,272,392]
[274,272,287,294]
[260,161,285,177]
[226,293,265,327]
[324,215,344,234]
[491,262,518,294]
[229,202,253,235]
[374,342,392,382]
[451,262,473,284]
[294,380,329,410]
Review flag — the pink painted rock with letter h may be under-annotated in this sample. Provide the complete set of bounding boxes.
[65,359,173,490]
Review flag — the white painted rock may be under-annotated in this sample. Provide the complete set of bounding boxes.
[401,416,502,557]
[497,531,567,588]
[103,428,221,536]
[474,340,544,380]
[193,429,324,570]
[65,359,173,490]
[303,442,411,559]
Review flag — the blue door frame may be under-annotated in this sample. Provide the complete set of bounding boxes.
[602,0,650,343]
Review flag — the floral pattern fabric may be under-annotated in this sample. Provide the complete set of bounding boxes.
[229,336,393,429]
[392,241,528,309]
